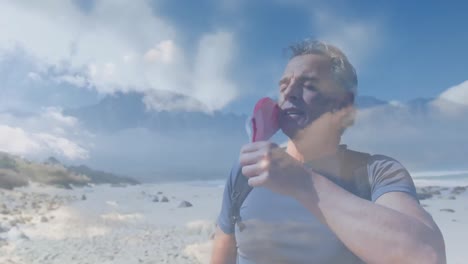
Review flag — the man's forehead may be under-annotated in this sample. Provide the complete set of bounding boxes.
[282,54,332,78]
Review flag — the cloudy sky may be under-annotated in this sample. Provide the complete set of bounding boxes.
[0,0,467,177]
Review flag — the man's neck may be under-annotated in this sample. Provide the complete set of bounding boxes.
[286,136,340,163]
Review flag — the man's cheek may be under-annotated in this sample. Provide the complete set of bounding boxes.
[277,96,285,107]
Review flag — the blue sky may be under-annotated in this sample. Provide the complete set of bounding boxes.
[149,0,468,113]
[1,0,468,114]
[0,0,467,173]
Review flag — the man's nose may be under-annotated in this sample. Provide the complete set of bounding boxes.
[283,77,301,101]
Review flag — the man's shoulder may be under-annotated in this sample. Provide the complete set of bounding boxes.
[364,153,413,185]
[343,148,410,181]
[366,154,406,170]
[342,145,404,169]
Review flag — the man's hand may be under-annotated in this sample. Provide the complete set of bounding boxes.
[239,141,312,197]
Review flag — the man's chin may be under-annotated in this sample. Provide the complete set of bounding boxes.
[280,119,320,142]
[280,125,301,141]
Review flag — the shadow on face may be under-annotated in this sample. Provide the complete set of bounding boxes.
[277,54,354,141]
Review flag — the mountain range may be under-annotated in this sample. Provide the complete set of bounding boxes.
[64,92,446,134]
[64,92,246,134]
[3,91,467,182]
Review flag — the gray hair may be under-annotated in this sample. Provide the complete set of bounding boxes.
[288,39,358,95]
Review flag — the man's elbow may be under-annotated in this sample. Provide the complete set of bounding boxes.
[424,227,446,264]
[421,236,446,264]
[416,243,445,264]
[404,232,446,264]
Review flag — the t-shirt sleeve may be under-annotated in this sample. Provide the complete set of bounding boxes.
[216,162,238,234]
[368,155,419,202]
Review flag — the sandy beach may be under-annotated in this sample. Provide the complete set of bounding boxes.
[0,182,221,264]
[0,179,466,264]
[414,179,468,264]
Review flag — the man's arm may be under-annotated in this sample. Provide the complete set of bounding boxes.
[211,162,239,264]
[240,141,446,263]
[296,171,446,264]
[210,226,237,264]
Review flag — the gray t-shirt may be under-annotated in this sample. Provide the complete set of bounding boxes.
[217,152,418,264]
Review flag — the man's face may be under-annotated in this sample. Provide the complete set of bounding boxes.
[278,53,349,139]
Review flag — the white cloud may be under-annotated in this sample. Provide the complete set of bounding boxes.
[439,80,468,105]
[35,132,88,160]
[193,32,238,111]
[0,108,89,160]
[142,90,208,112]
[0,125,88,160]
[312,10,381,70]
[27,72,42,82]
[0,125,41,155]
[388,100,404,107]
[432,80,468,116]
[0,0,239,112]
[344,83,468,171]
[41,107,79,128]
[273,0,382,67]
[143,40,176,64]
[0,107,80,133]
[54,74,88,88]
[0,0,176,66]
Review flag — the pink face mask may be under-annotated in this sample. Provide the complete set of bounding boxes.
[246,97,280,142]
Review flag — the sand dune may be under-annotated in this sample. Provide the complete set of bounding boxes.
[0,183,219,264]
[0,180,466,263]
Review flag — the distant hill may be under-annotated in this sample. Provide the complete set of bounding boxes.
[67,164,139,185]
[52,92,468,181]
[0,152,139,190]
[64,92,246,134]
[354,95,388,109]
[70,92,455,136]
